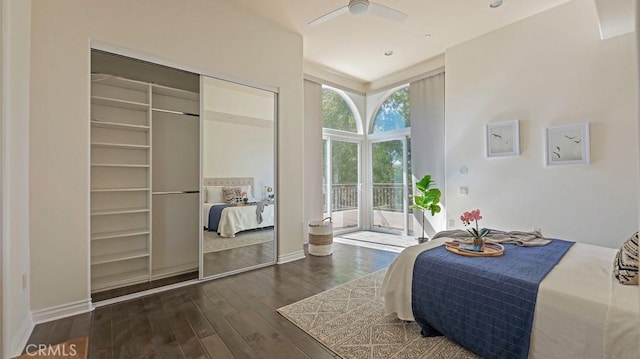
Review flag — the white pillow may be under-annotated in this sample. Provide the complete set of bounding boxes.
[204,186,224,204]
[240,185,252,197]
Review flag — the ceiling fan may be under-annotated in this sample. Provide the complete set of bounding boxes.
[308,0,408,27]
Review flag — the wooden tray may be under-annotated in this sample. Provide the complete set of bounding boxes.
[445,241,504,257]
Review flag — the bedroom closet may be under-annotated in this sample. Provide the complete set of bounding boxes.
[90,50,200,298]
[89,48,277,302]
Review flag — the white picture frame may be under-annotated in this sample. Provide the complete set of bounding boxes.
[485,120,520,158]
[545,123,590,166]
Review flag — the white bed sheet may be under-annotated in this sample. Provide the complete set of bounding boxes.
[203,202,274,237]
[381,238,640,359]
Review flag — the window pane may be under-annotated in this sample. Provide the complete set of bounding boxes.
[322,89,357,132]
[371,87,410,133]
[372,140,404,232]
[331,141,358,231]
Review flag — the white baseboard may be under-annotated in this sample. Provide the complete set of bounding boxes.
[277,250,306,264]
[10,313,34,358]
[31,299,93,325]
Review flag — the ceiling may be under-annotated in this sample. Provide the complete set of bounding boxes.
[223,0,572,83]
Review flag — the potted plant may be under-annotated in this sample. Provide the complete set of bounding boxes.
[460,209,489,251]
[410,174,442,243]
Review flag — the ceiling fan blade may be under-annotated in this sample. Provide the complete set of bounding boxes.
[369,2,407,22]
[308,6,349,26]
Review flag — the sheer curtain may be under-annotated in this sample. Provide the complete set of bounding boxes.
[303,79,323,242]
[410,72,446,236]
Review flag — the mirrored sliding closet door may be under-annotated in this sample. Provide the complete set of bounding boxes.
[200,76,277,278]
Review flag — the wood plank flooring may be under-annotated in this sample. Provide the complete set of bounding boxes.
[23,243,399,358]
[202,241,275,277]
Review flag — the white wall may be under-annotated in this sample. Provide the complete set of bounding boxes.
[445,0,638,248]
[203,115,274,196]
[30,0,303,313]
[3,0,32,356]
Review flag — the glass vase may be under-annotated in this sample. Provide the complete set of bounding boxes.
[472,237,485,252]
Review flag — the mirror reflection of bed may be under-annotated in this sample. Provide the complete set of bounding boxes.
[201,178,275,277]
[201,76,276,279]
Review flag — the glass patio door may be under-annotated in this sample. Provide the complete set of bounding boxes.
[370,136,412,235]
[323,137,360,233]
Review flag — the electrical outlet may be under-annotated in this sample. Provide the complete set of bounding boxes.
[448,219,455,227]
[459,187,468,196]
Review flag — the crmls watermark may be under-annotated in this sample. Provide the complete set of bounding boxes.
[25,343,78,356]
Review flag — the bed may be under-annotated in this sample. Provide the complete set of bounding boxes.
[382,235,639,359]
[202,177,274,237]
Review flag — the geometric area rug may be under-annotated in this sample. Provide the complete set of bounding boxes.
[277,269,479,359]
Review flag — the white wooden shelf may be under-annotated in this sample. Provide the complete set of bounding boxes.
[91,269,149,292]
[91,228,150,241]
[91,187,150,193]
[91,163,150,168]
[152,84,199,101]
[91,142,150,150]
[91,249,150,265]
[91,120,149,131]
[91,74,149,92]
[91,96,149,111]
[91,207,150,216]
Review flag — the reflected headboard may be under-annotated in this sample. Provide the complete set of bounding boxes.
[203,177,254,196]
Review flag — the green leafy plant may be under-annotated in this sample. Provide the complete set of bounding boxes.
[410,174,442,241]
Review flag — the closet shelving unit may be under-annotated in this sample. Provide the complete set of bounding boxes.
[90,74,153,292]
[90,73,200,293]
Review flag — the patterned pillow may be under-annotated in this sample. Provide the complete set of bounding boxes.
[222,186,242,204]
[613,232,639,285]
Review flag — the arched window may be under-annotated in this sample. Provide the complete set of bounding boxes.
[370,87,410,133]
[322,88,358,133]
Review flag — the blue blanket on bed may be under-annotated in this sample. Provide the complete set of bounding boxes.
[412,239,574,359]
[207,204,232,232]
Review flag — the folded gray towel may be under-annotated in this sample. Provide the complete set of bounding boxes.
[255,199,271,224]
[432,229,552,246]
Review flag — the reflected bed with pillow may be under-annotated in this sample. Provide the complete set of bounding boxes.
[382,229,640,359]
[203,180,274,238]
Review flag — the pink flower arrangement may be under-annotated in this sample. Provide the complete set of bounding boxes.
[240,191,248,198]
[460,209,482,225]
[460,209,489,247]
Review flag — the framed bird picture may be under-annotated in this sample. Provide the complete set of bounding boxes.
[545,123,590,166]
[485,119,520,158]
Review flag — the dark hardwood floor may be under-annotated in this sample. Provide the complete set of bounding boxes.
[203,241,275,277]
[23,242,399,358]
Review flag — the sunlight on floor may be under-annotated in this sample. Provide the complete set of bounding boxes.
[335,231,418,253]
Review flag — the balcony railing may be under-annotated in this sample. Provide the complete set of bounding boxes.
[324,183,413,213]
